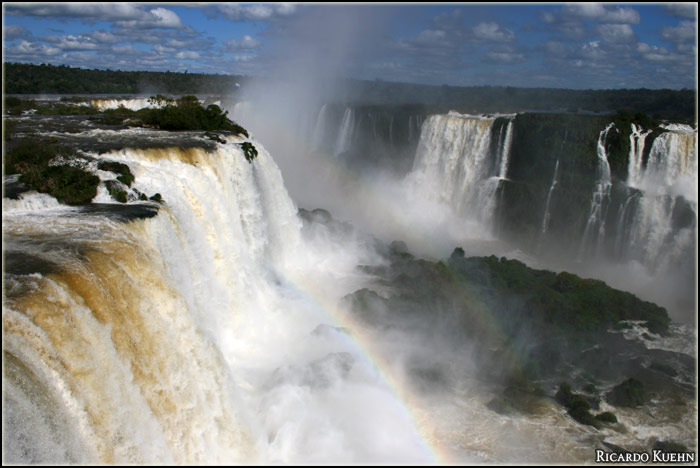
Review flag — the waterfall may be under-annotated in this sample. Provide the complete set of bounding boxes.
[407,113,514,229]
[621,124,697,273]
[334,107,355,156]
[539,159,560,238]
[578,123,615,260]
[627,123,652,187]
[3,131,439,464]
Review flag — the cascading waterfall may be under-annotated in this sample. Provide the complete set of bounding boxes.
[619,124,697,273]
[407,113,514,230]
[578,123,615,260]
[627,123,653,187]
[3,137,437,464]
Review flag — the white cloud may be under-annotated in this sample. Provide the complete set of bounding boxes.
[112,44,142,55]
[216,3,296,21]
[596,24,636,43]
[223,35,261,51]
[116,7,184,30]
[7,39,61,57]
[664,4,697,19]
[4,25,31,41]
[45,34,100,51]
[563,3,640,24]
[580,41,606,60]
[472,22,514,42]
[175,51,200,60]
[89,30,120,44]
[6,3,149,22]
[232,54,256,62]
[661,21,696,43]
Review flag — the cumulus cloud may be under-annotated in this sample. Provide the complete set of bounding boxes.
[562,3,640,24]
[223,35,262,51]
[664,4,697,19]
[484,47,526,64]
[596,24,637,43]
[115,7,184,30]
[4,24,32,41]
[215,3,296,21]
[579,41,606,60]
[472,22,514,42]
[44,34,100,51]
[175,51,201,60]
[6,39,61,57]
[660,20,697,43]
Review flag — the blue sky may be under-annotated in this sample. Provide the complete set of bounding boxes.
[2,3,697,89]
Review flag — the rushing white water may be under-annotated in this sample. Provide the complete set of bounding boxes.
[627,123,653,187]
[620,124,697,273]
[89,98,164,111]
[406,113,514,231]
[2,136,445,464]
[578,123,615,260]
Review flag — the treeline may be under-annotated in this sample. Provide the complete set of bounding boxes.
[4,62,246,95]
[3,62,696,121]
[345,80,697,122]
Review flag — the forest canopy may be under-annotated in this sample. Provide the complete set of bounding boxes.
[3,62,697,121]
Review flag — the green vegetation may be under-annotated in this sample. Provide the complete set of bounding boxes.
[98,161,134,187]
[4,96,37,115]
[5,63,695,121]
[5,141,100,205]
[595,411,618,423]
[90,95,249,134]
[21,164,100,205]
[451,255,670,335]
[606,378,646,407]
[5,62,245,95]
[241,141,258,163]
[555,382,602,429]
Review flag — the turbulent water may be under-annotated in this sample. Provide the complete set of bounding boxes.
[2,99,698,464]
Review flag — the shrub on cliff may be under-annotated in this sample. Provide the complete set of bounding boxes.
[138,95,249,135]
[21,164,99,205]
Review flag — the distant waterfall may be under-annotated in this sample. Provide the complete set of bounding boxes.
[334,107,355,156]
[619,124,697,273]
[312,104,329,151]
[407,113,514,228]
[540,159,560,238]
[578,123,615,260]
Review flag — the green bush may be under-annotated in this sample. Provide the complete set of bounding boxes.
[98,161,134,187]
[241,141,258,163]
[5,141,74,175]
[21,164,99,205]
